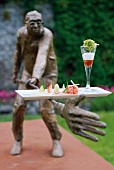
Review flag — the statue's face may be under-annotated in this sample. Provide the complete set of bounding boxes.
[27,16,42,35]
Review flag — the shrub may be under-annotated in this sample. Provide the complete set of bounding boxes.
[0,90,16,103]
[91,92,114,111]
[50,0,114,87]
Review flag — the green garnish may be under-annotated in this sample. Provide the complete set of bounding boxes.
[63,81,68,92]
[42,80,45,89]
[83,39,99,52]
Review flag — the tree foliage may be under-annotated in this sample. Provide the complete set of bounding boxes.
[12,0,114,87]
[50,0,114,87]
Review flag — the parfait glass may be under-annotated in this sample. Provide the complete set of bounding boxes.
[80,46,97,91]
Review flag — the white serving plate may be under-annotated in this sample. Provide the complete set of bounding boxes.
[15,87,112,101]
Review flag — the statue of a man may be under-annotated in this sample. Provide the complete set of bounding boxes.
[10,10,106,157]
[10,10,63,157]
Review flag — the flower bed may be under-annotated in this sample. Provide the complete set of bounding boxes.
[0,90,16,103]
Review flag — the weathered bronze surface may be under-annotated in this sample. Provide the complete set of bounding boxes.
[10,10,62,157]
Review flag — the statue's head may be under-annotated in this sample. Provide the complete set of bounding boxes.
[25,10,43,35]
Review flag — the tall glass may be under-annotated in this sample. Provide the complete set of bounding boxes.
[80,46,97,90]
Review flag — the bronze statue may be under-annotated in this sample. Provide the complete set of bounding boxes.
[10,10,106,157]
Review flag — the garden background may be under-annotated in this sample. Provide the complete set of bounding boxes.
[0,0,114,166]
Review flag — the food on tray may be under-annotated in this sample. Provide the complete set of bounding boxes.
[83,39,99,52]
[62,84,65,91]
[46,83,79,95]
[47,83,52,93]
[39,85,45,92]
[65,85,79,94]
[54,84,60,93]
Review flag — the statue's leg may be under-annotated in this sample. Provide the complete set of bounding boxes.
[10,94,27,155]
[40,99,64,157]
[10,72,29,155]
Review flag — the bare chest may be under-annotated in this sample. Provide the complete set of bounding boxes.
[22,40,39,61]
[25,40,39,53]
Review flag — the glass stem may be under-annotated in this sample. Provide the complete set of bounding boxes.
[85,66,92,89]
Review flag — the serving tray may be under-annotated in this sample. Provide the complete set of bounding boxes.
[15,87,112,101]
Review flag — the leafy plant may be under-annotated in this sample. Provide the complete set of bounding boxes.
[50,0,114,87]
[91,93,114,111]
[11,0,114,87]
[0,90,16,103]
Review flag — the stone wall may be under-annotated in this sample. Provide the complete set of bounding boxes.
[0,3,54,114]
[0,3,54,91]
[0,3,24,90]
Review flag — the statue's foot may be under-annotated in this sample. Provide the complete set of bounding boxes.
[51,140,64,157]
[10,140,22,155]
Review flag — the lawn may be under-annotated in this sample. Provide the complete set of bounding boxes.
[57,111,114,165]
[0,111,114,165]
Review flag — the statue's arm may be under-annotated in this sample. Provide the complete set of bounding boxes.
[13,30,22,78]
[32,28,53,81]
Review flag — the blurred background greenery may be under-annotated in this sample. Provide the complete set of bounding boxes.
[0,0,114,166]
[9,0,114,87]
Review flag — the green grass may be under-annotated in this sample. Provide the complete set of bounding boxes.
[0,114,41,122]
[0,111,114,165]
[57,111,114,165]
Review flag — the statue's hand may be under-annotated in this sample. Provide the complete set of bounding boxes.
[63,96,106,142]
[51,95,106,142]
[25,78,38,89]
